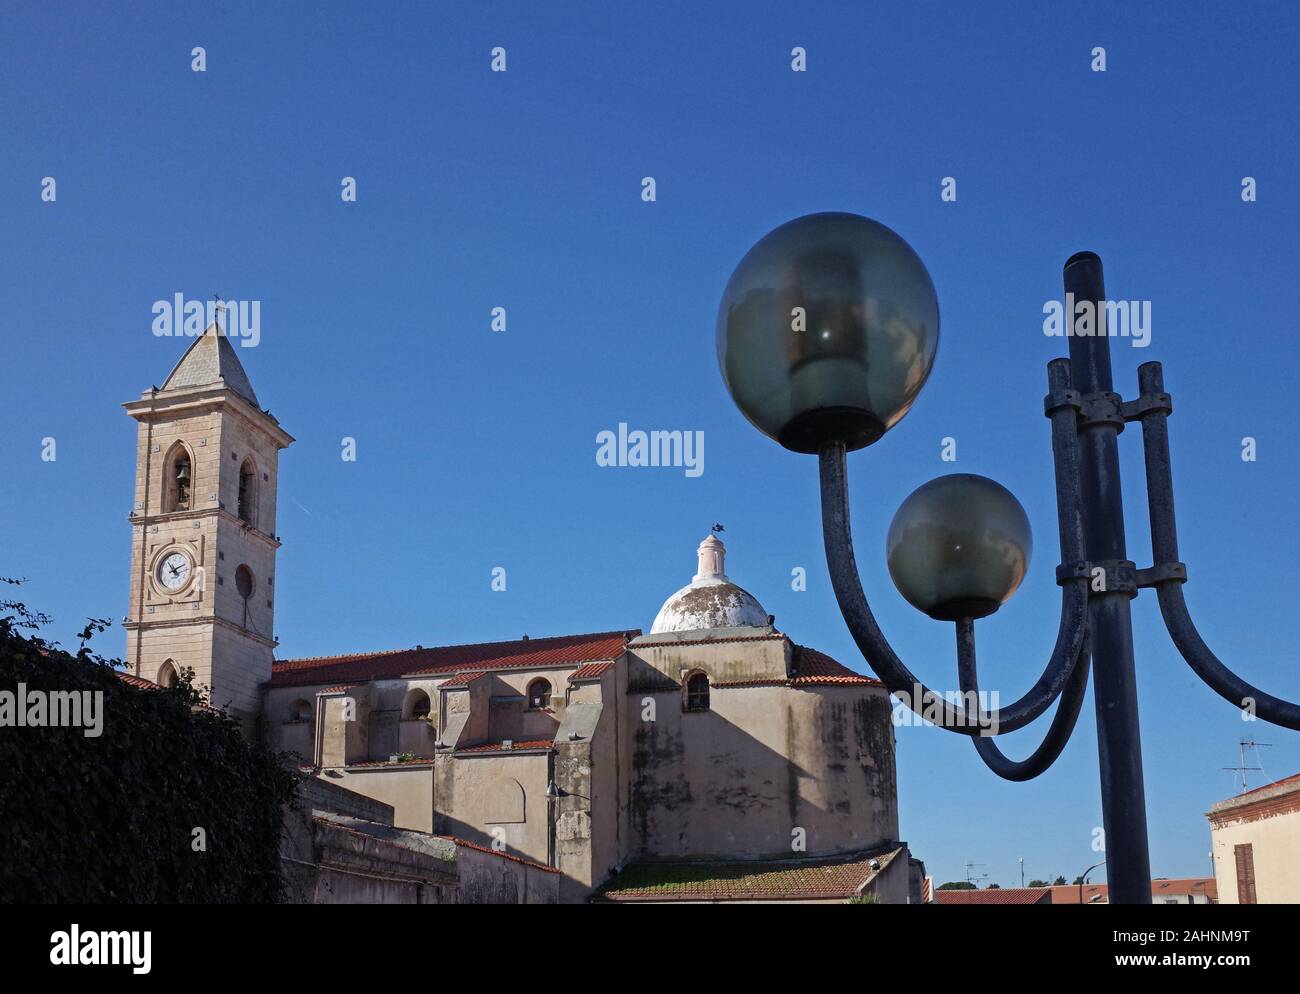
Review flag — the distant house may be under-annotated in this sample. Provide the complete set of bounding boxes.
[934,886,1051,905]
[1207,773,1300,904]
[1048,879,1216,905]
[931,879,1215,905]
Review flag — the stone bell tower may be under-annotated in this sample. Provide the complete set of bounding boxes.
[123,322,293,725]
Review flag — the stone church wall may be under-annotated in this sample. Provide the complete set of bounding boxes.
[629,682,898,860]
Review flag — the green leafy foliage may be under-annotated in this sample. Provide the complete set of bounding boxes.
[0,587,298,903]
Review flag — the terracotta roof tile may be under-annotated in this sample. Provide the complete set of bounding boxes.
[268,630,637,689]
[442,836,560,874]
[316,684,359,696]
[114,671,160,690]
[1152,878,1218,901]
[344,757,434,768]
[790,646,883,686]
[934,887,1052,905]
[597,848,900,902]
[712,646,883,689]
[455,739,553,754]
[570,661,613,682]
[439,671,486,689]
[1049,878,1218,904]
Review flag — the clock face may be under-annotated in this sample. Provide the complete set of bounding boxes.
[157,551,192,591]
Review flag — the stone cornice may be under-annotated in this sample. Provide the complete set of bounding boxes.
[123,384,294,448]
[123,613,277,648]
[128,507,283,548]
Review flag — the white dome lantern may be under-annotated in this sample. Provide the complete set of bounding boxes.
[650,534,770,634]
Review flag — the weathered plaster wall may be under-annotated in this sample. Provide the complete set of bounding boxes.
[330,766,434,833]
[1211,806,1300,903]
[454,845,560,904]
[628,682,898,859]
[433,751,551,865]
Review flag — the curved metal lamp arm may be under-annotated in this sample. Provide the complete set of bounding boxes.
[1136,361,1300,730]
[819,357,1089,735]
[955,617,1092,780]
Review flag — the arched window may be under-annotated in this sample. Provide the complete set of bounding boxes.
[157,660,179,688]
[685,672,710,712]
[237,458,257,526]
[234,565,255,628]
[527,678,552,709]
[163,444,193,512]
[404,688,432,720]
[289,699,313,723]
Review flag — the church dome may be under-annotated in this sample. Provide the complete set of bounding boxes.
[650,534,770,634]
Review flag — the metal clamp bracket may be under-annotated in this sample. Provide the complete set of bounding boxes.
[1056,559,1139,597]
[1135,561,1187,587]
[1078,391,1126,431]
[1045,388,1174,429]
[1122,391,1173,422]
[1057,559,1186,594]
[1043,387,1082,417]
[1055,560,1091,584]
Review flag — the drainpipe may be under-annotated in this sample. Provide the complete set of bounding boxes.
[546,756,559,869]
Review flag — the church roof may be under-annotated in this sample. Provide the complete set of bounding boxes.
[268,630,640,689]
[161,322,259,405]
[712,646,883,688]
[595,845,904,902]
[569,661,614,682]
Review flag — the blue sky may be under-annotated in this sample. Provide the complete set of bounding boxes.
[2,1,1298,889]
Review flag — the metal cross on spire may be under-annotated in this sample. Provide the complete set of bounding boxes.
[212,294,226,335]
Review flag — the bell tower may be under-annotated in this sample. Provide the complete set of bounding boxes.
[123,322,293,726]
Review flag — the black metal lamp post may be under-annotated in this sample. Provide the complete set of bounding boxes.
[1080,860,1106,905]
[716,212,1300,904]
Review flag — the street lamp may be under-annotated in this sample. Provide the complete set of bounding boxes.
[1080,860,1106,905]
[717,211,1300,905]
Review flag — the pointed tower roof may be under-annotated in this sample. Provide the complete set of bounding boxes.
[160,323,259,406]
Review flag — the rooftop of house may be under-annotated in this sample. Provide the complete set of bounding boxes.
[1208,772,1300,816]
[594,846,903,903]
[933,878,1217,905]
[934,886,1052,905]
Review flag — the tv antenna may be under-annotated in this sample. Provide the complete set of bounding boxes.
[1223,739,1271,792]
[964,860,988,886]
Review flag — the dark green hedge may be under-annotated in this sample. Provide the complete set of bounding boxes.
[0,598,297,903]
